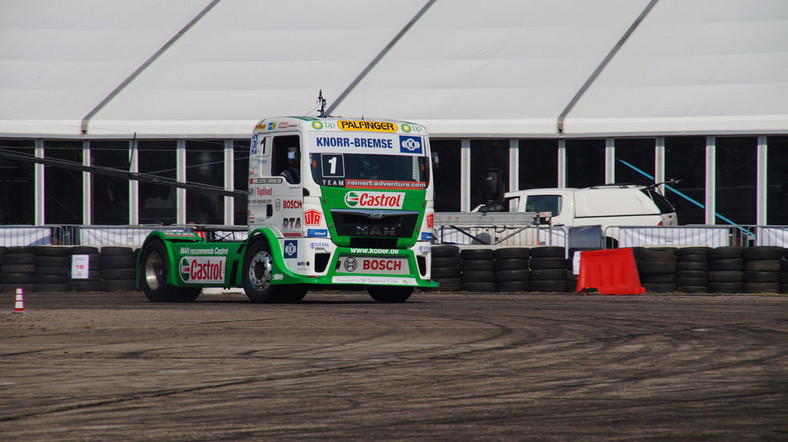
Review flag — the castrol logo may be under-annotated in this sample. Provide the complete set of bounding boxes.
[344,191,404,209]
[179,257,226,284]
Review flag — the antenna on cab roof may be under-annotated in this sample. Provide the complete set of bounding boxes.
[317,90,327,117]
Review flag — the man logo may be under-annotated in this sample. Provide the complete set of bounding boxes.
[399,136,423,154]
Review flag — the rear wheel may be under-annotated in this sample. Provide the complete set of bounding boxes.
[242,240,280,303]
[139,240,196,302]
[367,286,414,303]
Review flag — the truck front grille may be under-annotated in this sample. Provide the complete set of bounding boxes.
[331,209,419,240]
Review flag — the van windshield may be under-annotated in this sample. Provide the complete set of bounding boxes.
[309,153,429,189]
[525,195,562,216]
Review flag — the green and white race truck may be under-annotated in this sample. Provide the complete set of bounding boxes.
[137,117,438,303]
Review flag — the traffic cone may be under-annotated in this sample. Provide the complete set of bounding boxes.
[13,288,24,313]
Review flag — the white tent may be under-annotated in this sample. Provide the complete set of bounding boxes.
[1,0,786,139]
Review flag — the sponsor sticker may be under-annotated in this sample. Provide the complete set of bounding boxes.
[304,209,322,226]
[284,240,298,259]
[179,257,226,284]
[307,228,328,237]
[338,120,397,132]
[336,256,409,275]
[344,191,404,209]
[399,135,423,154]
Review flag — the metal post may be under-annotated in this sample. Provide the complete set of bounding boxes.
[177,139,186,224]
[461,139,471,212]
[224,140,235,225]
[757,136,767,225]
[83,140,91,225]
[129,139,139,225]
[655,137,665,193]
[605,138,615,184]
[558,139,566,188]
[34,140,45,226]
[705,136,716,225]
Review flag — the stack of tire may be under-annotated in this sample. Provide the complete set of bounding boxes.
[493,247,530,292]
[460,248,496,292]
[100,247,139,292]
[676,247,710,293]
[67,246,102,292]
[33,246,71,292]
[782,249,788,294]
[742,246,782,293]
[708,246,744,293]
[430,245,462,291]
[638,247,677,293]
[529,246,566,292]
[0,247,36,293]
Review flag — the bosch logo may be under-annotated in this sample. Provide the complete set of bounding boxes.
[282,200,302,209]
[399,136,423,154]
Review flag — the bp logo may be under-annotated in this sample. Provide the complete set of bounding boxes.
[312,121,323,130]
[345,191,360,207]
[401,123,411,133]
[180,258,191,281]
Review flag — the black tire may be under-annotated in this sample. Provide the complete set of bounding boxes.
[678,286,707,293]
[100,246,135,256]
[432,256,460,267]
[709,259,743,271]
[530,246,564,258]
[677,261,709,271]
[101,254,137,269]
[781,284,788,294]
[432,245,460,258]
[530,280,566,292]
[36,255,70,267]
[708,281,744,293]
[742,246,783,261]
[676,247,711,257]
[102,268,137,280]
[461,282,497,292]
[494,247,530,259]
[0,272,33,284]
[530,268,566,280]
[529,257,566,270]
[35,246,72,257]
[368,285,414,302]
[676,270,707,280]
[743,282,780,293]
[496,280,530,292]
[743,271,780,283]
[709,246,743,260]
[641,274,677,284]
[460,248,495,260]
[69,246,99,255]
[708,271,744,283]
[138,240,181,302]
[432,266,461,279]
[4,252,36,265]
[2,264,35,274]
[744,260,780,272]
[35,273,68,284]
[641,248,676,261]
[494,258,528,271]
[461,270,496,282]
[461,259,494,271]
[495,269,531,283]
[35,265,69,276]
[638,261,676,275]
[677,277,708,287]
[242,240,280,303]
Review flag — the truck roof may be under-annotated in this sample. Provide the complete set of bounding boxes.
[253,117,426,135]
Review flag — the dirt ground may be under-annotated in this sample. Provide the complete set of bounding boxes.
[1,290,786,441]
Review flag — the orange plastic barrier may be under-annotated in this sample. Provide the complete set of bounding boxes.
[576,248,645,295]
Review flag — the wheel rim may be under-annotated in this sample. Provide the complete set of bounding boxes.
[249,249,273,290]
[144,251,164,291]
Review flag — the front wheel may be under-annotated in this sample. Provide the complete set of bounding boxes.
[242,240,280,303]
[367,286,414,303]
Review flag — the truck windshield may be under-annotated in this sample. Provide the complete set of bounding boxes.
[309,153,429,189]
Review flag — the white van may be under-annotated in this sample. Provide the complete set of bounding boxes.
[505,184,678,240]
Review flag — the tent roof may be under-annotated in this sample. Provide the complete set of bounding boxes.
[1,0,786,139]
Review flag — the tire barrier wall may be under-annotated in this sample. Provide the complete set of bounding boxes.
[430,246,788,294]
[0,246,140,293]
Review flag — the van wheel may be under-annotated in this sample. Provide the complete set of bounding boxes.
[242,240,279,303]
[368,286,413,303]
[139,240,178,302]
